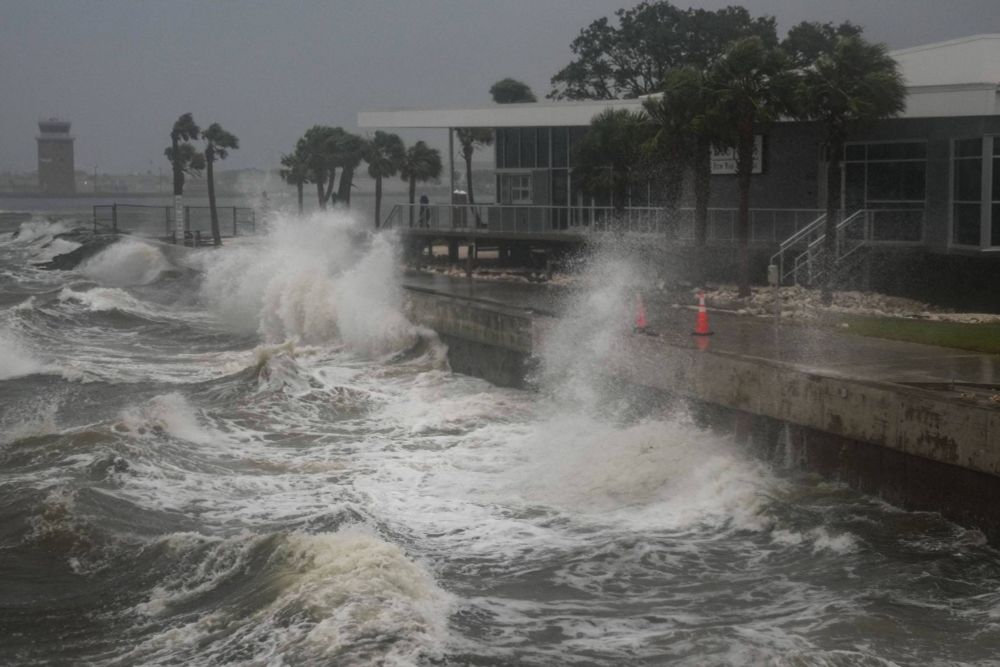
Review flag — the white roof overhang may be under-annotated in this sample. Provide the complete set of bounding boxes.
[358,99,645,129]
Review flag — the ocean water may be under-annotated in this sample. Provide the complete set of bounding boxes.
[2,211,1000,666]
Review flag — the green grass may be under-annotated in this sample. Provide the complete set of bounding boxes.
[834,315,1000,354]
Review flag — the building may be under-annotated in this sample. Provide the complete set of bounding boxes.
[36,118,75,194]
[359,34,1000,300]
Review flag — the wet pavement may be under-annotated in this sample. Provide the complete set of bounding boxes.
[402,271,1000,391]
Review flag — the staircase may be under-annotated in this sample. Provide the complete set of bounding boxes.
[770,209,870,287]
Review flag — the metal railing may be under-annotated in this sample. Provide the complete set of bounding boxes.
[771,208,926,286]
[382,203,824,244]
[92,204,256,240]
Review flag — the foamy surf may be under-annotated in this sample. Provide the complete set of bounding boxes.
[3,209,1000,666]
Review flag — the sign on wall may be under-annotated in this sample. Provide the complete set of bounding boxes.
[711,135,764,175]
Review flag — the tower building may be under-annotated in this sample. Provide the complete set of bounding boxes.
[36,118,75,194]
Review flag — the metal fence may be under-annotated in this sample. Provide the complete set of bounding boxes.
[383,203,824,244]
[92,204,256,241]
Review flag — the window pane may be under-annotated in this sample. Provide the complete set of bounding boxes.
[845,144,865,161]
[495,130,506,169]
[868,142,925,161]
[994,137,1000,157]
[953,203,981,245]
[993,204,1000,246]
[845,163,865,208]
[536,128,550,168]
[520,128,535,168]
[504,128,519,168]
[954,158,982,201]
[955,138,983,158]
[867,162,903,200]
[551,169,568,206]
[993,156,1000,201]
[552,128,568,168]
[901,162,926,201]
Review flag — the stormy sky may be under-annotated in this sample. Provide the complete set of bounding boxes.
[2,0,998,174]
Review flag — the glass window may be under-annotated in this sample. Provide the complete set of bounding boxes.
[845,162,866,209]
[868,142,926,161]
[536,128,550,168]
[495,129,506,169]
[552,128,568,168]
[504,128,519,168]
[510,174,531,203]
[499,173,531,204]
[845,144,866,161]
[992,204,1000,246]
[955,138,983,158]
[866,162,926,202]
[520,128,535,169]
[953,203,982,245]
[551,169,568,206]
[953,156,982,202]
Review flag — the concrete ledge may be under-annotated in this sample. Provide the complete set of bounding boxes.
[404,285,1000,536]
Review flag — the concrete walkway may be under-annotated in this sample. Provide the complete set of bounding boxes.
[402,271,1000,395]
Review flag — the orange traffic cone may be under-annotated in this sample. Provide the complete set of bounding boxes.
[692,291,714,336]
[634,293,648,332]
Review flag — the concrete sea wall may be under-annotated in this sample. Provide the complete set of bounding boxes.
[405,286,1000,540]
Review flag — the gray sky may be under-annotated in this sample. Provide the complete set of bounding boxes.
[2,0,998,174]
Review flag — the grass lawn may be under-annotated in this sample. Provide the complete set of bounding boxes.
[834,315,1000,354]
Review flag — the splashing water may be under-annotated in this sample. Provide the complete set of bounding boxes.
[2,209,1000,665]
[200,210,425,357]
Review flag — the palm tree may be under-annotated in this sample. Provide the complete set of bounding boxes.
[279,147,310,215]
[165,113,204,243]
[797,35,906,302]
[399,141,443,227]
[363,131,405,228]
[572,108,651,213]
[708,37,795,297]
[297,126,339,210]
[331,131,366,207]
[455,127,493,225]
[646,67,726,249]
[201,123,239,246]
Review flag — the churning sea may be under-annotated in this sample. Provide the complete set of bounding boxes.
[2,209,1000,666]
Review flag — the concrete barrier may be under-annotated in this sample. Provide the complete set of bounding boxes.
[404,286,1000,539]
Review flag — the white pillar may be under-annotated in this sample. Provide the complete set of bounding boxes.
[174,193,183,244]
[448,128,455,203]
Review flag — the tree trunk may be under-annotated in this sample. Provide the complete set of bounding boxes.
[464,150,483,226]
[296,183,303,215]
[207,153,222,246]
[821,139,843,304]
[337,166,355,206]
[323,172,336,206]
[693,136,712,246]
[693,136,713,287]
[316,181,326,210]
[171,135,183,244]
[374,175,382,229]
[735,121,754,298]
[408,176,416,228]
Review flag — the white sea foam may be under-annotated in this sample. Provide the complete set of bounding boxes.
[78,239,172,286]
[201,210,426,357]
[115,393,214,445]
[0,327,51,380]
[129,529,452,665]
[7,218,72,245]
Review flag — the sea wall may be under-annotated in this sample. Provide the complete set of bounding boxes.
[404,285,1000,540]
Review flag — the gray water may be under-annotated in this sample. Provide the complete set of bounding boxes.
[2,210,1000,666]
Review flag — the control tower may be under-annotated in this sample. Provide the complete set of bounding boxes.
[36,118,76,194]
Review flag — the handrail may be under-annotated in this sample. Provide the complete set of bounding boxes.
[785,208,867,285]
[382,202,823,242]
